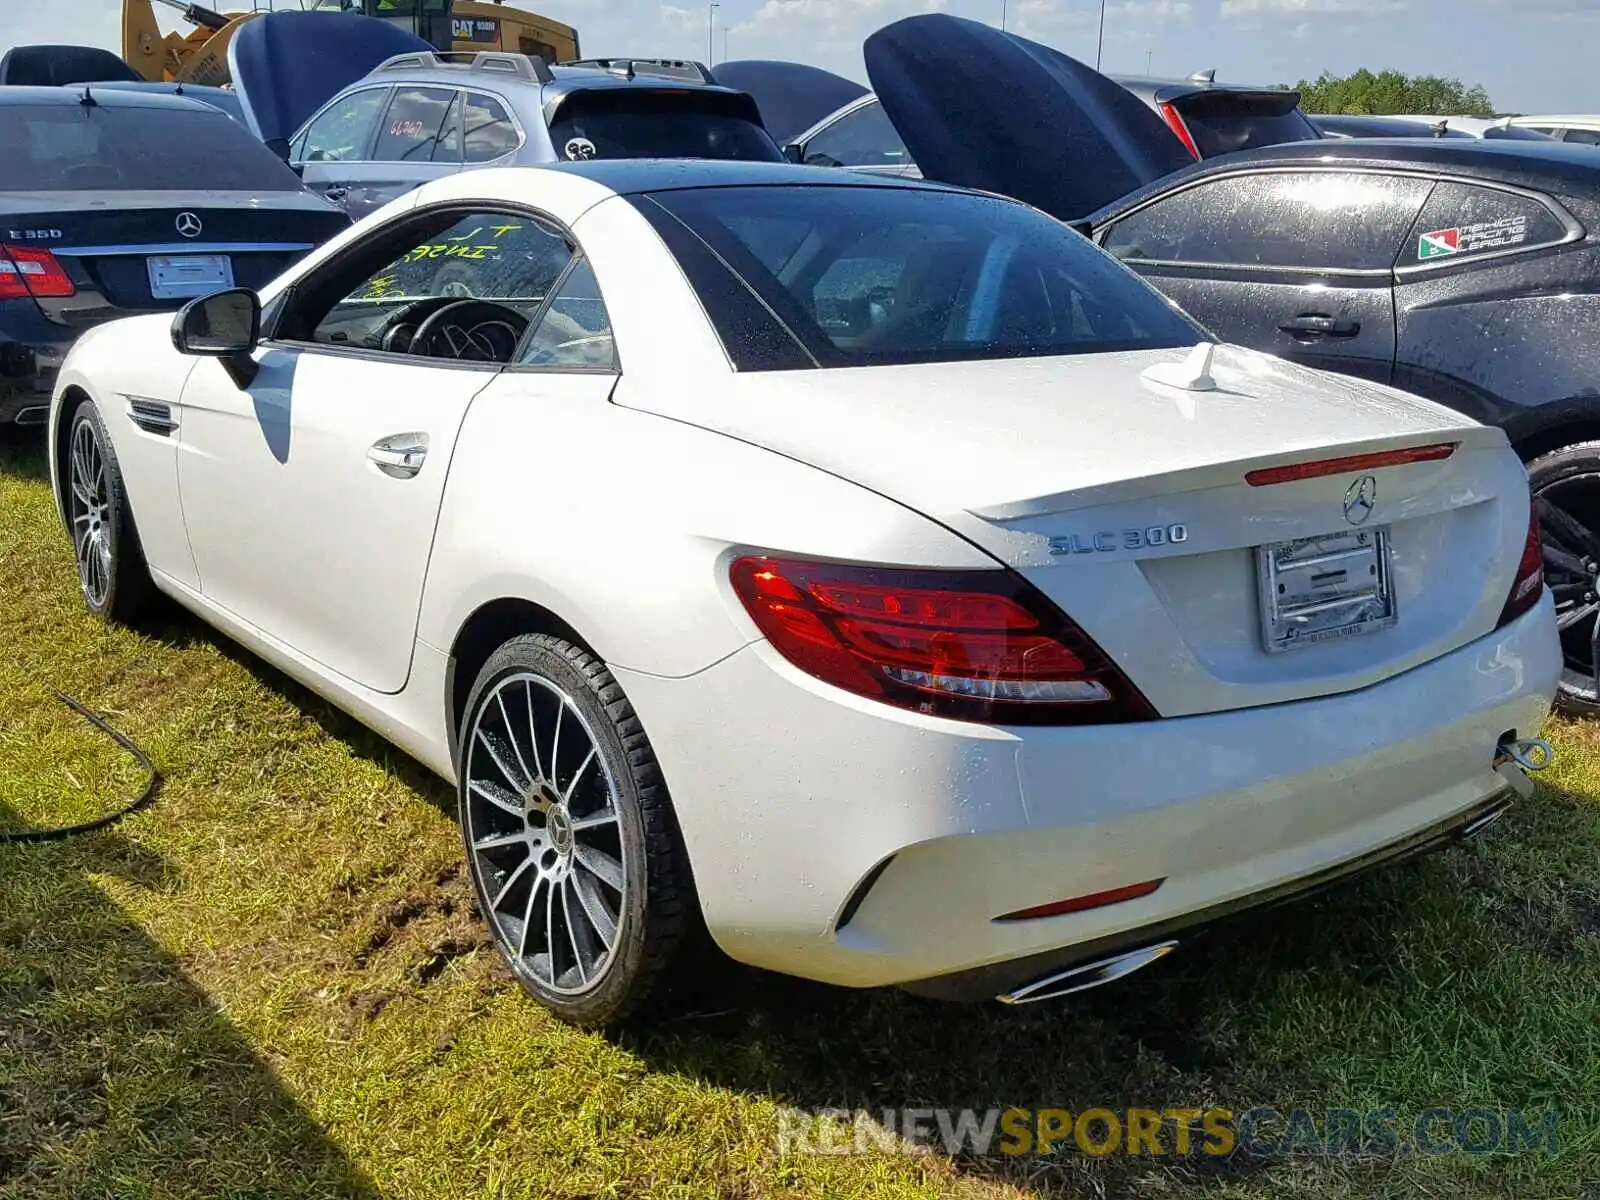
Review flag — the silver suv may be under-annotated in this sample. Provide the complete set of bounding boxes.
[290,52,784,218]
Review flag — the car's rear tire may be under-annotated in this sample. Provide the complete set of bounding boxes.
[65,398,154,624]
[1527,441,1600,716]
[457,633,693,1027]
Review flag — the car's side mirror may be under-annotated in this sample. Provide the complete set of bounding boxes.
[172,287,261,389]
[265,136,306,176]
[781,142,804,165]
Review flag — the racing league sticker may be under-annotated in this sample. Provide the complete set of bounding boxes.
[1418,213,1529,260]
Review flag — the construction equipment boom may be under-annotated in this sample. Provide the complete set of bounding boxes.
[122,0,580,85]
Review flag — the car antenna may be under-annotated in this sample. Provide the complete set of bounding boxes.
[1141,342,1218,392]
[79,83,97,106]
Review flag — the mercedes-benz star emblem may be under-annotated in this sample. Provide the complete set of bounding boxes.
[1344,474,1377,526]
[175,212,203,238]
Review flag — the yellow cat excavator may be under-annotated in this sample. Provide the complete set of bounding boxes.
[122,0,580,86]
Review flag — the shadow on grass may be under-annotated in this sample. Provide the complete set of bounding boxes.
[0,802,376,1198]
[616,860,1485,1194]
[0,424,51,484]
[104,599,1519,1194]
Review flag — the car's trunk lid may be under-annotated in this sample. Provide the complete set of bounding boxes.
[622,344,1531,716]
[863,14,1194,221]
[0,190,347,321]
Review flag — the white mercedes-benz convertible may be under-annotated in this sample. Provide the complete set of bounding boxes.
[48,159,1560,1026]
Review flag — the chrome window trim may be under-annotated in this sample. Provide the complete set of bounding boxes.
[54,242,316,256]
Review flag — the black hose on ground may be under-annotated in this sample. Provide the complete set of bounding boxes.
[0,693,160,844]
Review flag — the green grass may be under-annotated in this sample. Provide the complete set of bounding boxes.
[2,429,1598,1199]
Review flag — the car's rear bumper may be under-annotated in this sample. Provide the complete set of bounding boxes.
[1,301,76,425]
[899,784,1517,1001]
[613,595,1560,992]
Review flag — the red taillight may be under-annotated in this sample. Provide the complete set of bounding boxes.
[0,244,75,301]
[1245,443,1458,487]
[1497,501,1545,628]
[1157,101,1201,159]
[729,555,1157,725]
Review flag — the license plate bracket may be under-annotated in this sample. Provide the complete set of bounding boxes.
[1256,527,1396,653]
[147,253,233,301]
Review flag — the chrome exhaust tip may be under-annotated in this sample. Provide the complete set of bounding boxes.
[996,939,1179,1005]
[12,406,47,426]
[1460,801,1512,840]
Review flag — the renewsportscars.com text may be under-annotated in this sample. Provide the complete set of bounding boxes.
[776,1106,1561,1158]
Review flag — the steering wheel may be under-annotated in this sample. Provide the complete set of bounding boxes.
[409,299,530,363]
[370,296,461,354]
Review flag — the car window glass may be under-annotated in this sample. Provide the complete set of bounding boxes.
[1101,171,1431,271]
[1403,182,1569,265]
[801,100,911,168]
[0,103,301,191]
[1562,128,1600,146]
[517,257,616,369]
[307,211,575,355]
[463,91,521,162]
[297,87,388,163]
[639,185,1203,370]
[372,86,459,163]
[546,90,783,162]
[1173,93,1322,157]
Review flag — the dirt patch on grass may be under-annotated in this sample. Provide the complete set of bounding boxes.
[345,862,495,1004]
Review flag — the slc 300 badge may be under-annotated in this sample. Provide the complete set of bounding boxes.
[1049,524,1189,555]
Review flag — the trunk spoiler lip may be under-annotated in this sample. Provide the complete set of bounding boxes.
[964,430,1504,522]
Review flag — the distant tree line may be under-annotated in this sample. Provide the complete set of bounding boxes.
[1288,69,1496,116]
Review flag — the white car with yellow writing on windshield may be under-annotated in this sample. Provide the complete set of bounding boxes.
[48,159,1559,1027]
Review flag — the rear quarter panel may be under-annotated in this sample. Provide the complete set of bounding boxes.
[414,387,997,680]
[1394,233,1600,442]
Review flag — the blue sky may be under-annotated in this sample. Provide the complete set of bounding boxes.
[3,0,1593,114]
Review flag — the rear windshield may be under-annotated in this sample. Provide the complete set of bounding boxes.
[1176,91,1323,157]
[546,89,784,162]
[637,184,1203,370]
[0,103,302,191]
[1481,124,1559,142]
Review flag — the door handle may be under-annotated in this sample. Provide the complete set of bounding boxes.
[367,433,429,479]
[324,185,349,201]
[1279,314,1361,339]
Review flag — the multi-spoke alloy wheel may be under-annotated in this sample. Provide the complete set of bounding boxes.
[62,400,152,623]
[465,671,627,994]
[68,417,113,609]
[457,634,692,1026]
[1529,441,1600,715]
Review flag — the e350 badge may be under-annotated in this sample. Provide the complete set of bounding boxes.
[1049,525,1189,555]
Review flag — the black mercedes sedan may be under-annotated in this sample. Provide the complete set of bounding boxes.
[1,86,350,428]
[1087,139,1600,712]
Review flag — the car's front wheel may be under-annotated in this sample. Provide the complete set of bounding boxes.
[457,634,693,1027]
[65,398,154,623]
